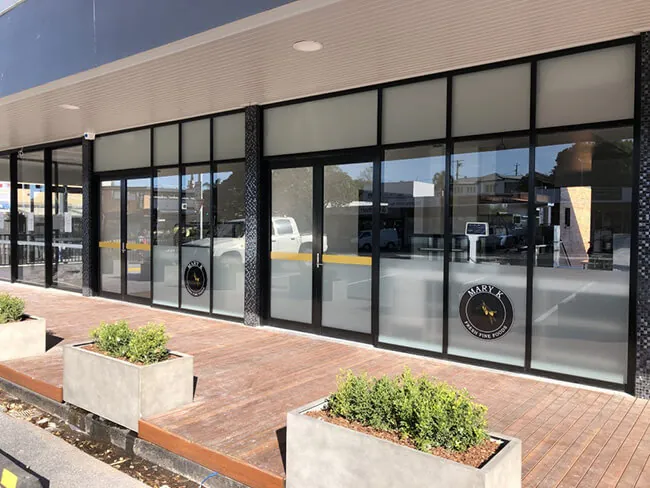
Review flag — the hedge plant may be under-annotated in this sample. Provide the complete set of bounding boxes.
[90,321,169,364]
[327,368,488,452]
[0,294,25,324]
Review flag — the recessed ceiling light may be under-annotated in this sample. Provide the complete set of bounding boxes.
[293,40,323,52]
[59,104,80,110]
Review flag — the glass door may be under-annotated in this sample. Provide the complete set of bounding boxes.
[99,175,151,303]
[125,177,152,301]
[268,157,374,339]
[99,179,122,296]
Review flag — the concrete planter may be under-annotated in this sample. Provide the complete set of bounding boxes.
[286,398,522,488]
[0,315,46,361]
[63,341,193,432]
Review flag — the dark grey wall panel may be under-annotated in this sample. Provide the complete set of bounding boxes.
[636,32,650,398]
[0,0,292,97]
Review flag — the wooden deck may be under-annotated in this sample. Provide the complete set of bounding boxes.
[1,282,649,488]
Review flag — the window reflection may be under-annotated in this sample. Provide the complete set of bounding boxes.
[448,138,529,366]
[153,168,179,307]
[378,145,445,351]
[213,162,245,318]
[52,146,83,290]
[322,161,373,334]
[0,156,10,281]
[17,151,45,285]
[181,165,211,312]
[531,127,632,383]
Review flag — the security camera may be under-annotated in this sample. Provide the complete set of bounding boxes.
[83,132,96,141]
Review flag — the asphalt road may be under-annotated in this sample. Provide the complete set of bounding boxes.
[0,411,147,488]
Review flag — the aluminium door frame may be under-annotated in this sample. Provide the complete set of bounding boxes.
[264,147,378,345]
[96,168,153,305]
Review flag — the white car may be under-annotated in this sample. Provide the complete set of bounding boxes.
[187,217,326,265]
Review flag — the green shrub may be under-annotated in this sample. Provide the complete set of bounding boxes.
[90,320,134,358]
[327,368,488,452]
[0,294,25,324]
[126,323,169,365]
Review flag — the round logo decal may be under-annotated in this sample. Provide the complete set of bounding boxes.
[184,261,207,297]
[459,284,513,340]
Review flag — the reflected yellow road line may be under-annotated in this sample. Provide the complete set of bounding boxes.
[270,251,311,262]
[98,241,120,249]
[270,252,371,266]
[126,242,151,251]
[128,266,142,273]
[323,255,372,266]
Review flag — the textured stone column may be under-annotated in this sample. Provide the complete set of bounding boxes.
[81,138,97,297]
[636,32,650,398]
[244,105,262,326]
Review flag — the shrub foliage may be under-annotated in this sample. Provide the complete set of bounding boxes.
[90,321,169,364]
[127,323,169,364]
[0,294,25,324]
[327,368,488,452]
[90,320,133,358]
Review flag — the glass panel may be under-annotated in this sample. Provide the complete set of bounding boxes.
[270,166,313,323]
[213,113,245,160]
[382,79,447,144]
[448,138,529,366]
[126,178,151,299]
[95,129,151,171]
[537,45,635,128]
[213,162,245,317]
[153,168,179,307]
[0,156,10,281]
[100,180,121,294]
[452,64,530,137]
[379,145,446,351]
[52,146,83,290]
[182,119,210,164]
[17,151,45,285]
[264,91,378,156]
[153,124,179,166]
[532,127,632,384]
[322,162,373,333]
[181,165,211,312]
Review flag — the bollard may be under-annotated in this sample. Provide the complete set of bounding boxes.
[0,453,44,488]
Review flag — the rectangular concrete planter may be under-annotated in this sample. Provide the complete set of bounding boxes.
[63,341,193,432]
[0,315,46,361]
[286,398,522,488]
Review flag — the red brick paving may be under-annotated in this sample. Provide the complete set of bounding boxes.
[1,282,649,487]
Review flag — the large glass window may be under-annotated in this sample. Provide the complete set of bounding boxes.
[181,165,211,312]
[153,168,180,307]
[0,156,10,281]
[213,162,245,318]
[17,151,46,285]
[531,127,632,383]
[448,138,529,366]
[379,145,446,351]
[52,146,83,290]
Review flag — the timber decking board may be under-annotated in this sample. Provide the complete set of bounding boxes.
[0,283,649,487]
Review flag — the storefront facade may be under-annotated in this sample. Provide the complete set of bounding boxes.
[0,1,649,396]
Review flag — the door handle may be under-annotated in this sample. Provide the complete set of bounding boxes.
[316,252,322,268]
[121,242,126,254]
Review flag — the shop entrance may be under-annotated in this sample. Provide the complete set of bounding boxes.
[267,153,375,341]
[98,174,151,304]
